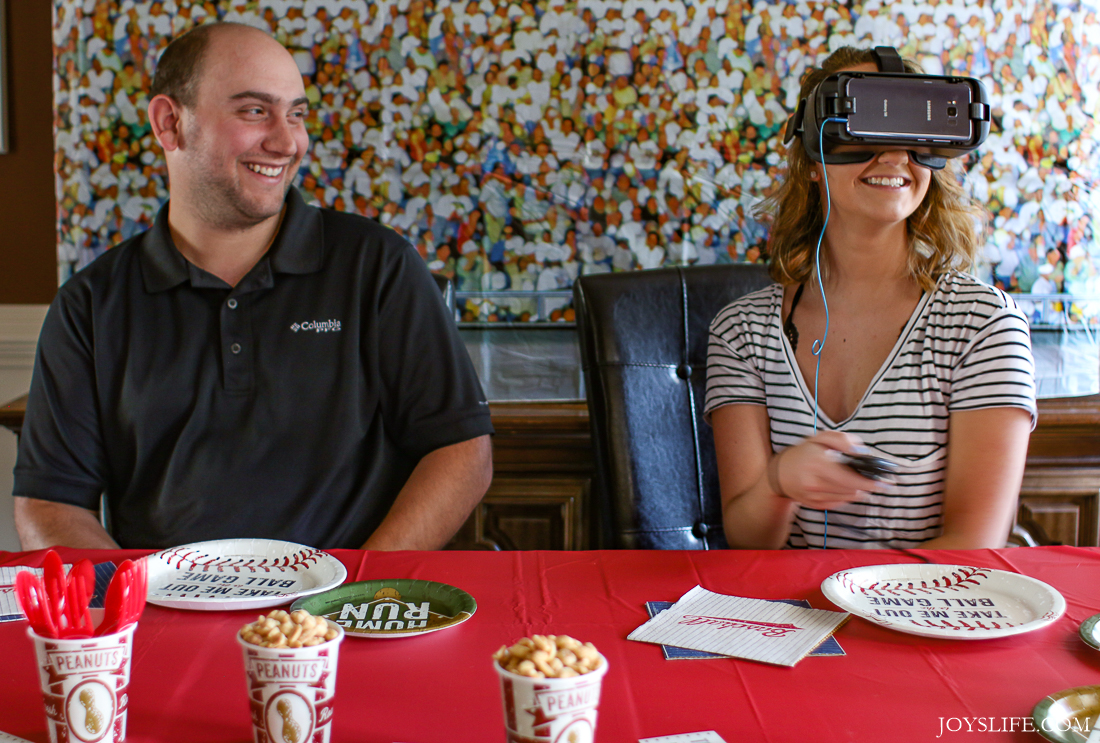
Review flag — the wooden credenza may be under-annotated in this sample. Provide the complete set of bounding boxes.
[3,395,1099,549]
[1018,394,1100,546]
[464,397,1100,550]
[446,402,594,551]
[0,395,597,552]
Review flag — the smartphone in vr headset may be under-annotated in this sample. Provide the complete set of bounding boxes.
[784,47,991,166]
[840,73,978,143]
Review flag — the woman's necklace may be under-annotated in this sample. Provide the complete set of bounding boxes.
[783,283,805,352]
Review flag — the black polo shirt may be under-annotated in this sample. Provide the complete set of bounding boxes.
[15,188,493,549]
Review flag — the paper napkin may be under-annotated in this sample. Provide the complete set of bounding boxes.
[629,585,849,667]
[645,600,844,658]
[639,732,728,743]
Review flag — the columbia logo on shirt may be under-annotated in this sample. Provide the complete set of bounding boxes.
[291,320,342,333]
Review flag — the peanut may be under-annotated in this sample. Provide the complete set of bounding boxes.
[240,609,337,648]
[495,634,602,678]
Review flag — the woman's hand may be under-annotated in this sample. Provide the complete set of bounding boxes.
[770,431,884,510]
[712,404,883,549]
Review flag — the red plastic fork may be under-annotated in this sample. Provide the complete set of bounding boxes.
[96,558,146,636]
[72,559,95,596]
[42,550,67,631]
[97,559,131,636]
[132,559,147,616]
[60,560,95,638]
[126,558,148,626]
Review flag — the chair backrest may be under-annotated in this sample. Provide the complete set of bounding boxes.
[574,264,773,549]
[432,273,456,318]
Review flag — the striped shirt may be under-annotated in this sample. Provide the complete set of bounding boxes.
[704,270,1037,549]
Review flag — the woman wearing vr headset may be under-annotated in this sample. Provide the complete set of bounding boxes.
[704,47,1036,550]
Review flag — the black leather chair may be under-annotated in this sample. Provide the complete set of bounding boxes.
[574,264,773,549]
[432,273,456,318]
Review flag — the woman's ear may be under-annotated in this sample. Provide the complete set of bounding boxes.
[148,94,184,152]
[810,170,820,180]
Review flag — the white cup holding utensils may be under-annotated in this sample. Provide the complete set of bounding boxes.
[28,622,137,743]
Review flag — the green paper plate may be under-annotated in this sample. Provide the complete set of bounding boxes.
[1080,614,1100,651]
[1032,686,1100,742]
[290,579,476,638]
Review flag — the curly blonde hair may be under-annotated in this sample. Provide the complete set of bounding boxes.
[763,47,987,291]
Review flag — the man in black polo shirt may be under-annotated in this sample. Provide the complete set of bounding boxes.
[13,23,494,550]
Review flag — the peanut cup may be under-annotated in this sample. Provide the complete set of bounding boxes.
[238,616,344,743]
[494,642,609,743]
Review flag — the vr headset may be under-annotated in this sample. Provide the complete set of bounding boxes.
[783,47,990,170]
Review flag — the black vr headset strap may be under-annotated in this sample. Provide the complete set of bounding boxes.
[871,46,904,73]
[783,98,806,145]
[790,47,904,160]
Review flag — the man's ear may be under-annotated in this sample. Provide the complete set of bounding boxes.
[148,94,185,152]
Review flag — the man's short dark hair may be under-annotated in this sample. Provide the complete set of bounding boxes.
[150,22,242,108]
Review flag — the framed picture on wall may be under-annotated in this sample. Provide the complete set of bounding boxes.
[47,0,1100,329]
[0,0,7,154]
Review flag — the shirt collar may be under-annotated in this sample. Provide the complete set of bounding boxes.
[140,187,325,294]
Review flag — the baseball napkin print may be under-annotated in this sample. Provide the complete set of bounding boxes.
[628,585,849,667]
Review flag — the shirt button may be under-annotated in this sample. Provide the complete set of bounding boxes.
[230,343,242,355]
[227,298,238,309]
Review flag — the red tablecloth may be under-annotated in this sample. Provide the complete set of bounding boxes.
[2,547,1099,742]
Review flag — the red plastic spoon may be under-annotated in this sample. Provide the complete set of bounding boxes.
[15,571,58,638]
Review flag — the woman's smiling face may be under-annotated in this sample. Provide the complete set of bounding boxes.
[812,63,933,229]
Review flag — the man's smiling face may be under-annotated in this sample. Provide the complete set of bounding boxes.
[173,27,309,231]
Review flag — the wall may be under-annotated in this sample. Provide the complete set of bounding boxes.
[0,1,60,305]
[0,305,48,552]
[0,2,55,548]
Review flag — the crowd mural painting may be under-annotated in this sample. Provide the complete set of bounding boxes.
[53,0,1100,324]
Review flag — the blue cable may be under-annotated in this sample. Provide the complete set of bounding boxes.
[813,119,846,549]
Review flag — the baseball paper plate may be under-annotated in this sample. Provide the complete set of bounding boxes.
[1080,614,1100,651]
[821,563,1065,639]
[146,538,347,611]
[290,579,475,638]
[1032,686,1100,743]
